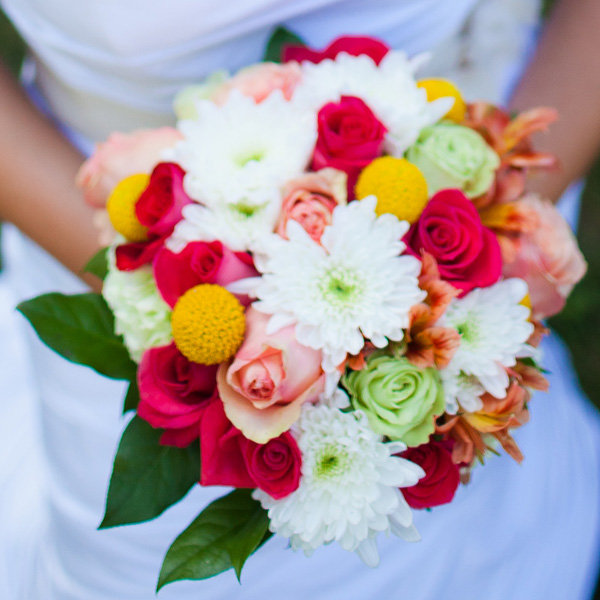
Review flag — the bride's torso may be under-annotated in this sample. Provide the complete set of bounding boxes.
[2,0,483,141]
[8,3,589,600]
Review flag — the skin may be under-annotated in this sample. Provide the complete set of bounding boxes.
[0,63,101,290]
[0,0,599,284]
[509,0,600,200]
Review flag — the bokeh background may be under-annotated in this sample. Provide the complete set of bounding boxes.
[1,2,598,597]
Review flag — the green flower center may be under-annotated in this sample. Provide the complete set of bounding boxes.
[318,265,365,311]
[235,149,266,167]
[314,444,350,481]
[227,201,265,221]
[456,318,481,347]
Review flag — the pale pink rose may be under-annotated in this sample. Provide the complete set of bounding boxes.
[92,210,117,246]
[276,168,347,242]
[503,194,587,319]
[211,62,302,105]
[218,307,325,443]
[76,127,183,207]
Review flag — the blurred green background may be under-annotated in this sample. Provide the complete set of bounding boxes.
[0,3,598,598]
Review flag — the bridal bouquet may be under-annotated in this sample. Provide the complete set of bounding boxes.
[19,29,586,590]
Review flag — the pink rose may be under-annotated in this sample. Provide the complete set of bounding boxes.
[211,62,302,104]
[137,343,218,448]
[405,189,503,295]
[400,440,460,509]
[282,35,390,65]
[153,241,257,308]
[218,307,325,444]
[503,195,587,319]
[312,96,387,198]
[276,169,347,242]
[200,399,301,499]
[76,128,183,207]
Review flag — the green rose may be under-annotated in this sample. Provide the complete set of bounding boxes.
[406,122,500,198]
[343,355,445,446]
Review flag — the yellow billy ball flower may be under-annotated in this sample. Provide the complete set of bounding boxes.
[355,157,429,224]
[171,284,246,365]
[106,174,150,242]
[417,78,466,123]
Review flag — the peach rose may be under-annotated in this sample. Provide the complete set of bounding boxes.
[276,168,347,242]
[218,307,325,443]
[76,127,183,207]
[211,62,302,105]
[503,194,587,319]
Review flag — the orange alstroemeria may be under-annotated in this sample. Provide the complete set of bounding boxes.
[405,254,460,369]
[437,416,488,466]
[464,102,558,210]
[465,102,558,159]
[463,383,530,463]
[437,382,531,465]
[510,361,549,392]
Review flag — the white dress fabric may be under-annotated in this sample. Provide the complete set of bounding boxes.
[0,1,599,599]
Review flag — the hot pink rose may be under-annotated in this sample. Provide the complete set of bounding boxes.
[212,62,302,104]
[137,343,218,448]
[276,169,347,242]
[282,35,390,65]
[76,128,183,208]
[400,440,460,509]
[115,237,166,272]
[218,307,325,444]
[135,162,191,237]
[153,241,257,308]
[312,96,387,198]
[503,195,587,319]
[405,189,503,295]
[200,399,301,499]
[115,162,191,272]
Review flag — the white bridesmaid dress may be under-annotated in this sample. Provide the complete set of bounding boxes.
[0,1,599,599]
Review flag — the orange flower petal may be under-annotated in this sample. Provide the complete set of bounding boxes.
[502,107,558,152]
[479,201,539,234]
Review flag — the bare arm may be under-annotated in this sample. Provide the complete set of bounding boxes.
[509,0,600,202]
[0,63,101,288]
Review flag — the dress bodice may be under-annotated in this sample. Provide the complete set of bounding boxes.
[1,0,479,141]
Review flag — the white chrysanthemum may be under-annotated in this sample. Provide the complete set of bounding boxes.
[253,405,424,566]
[439,279,534,399]
[172,90,316,208]
[102,257,172,362]
[293,52,452,155]
[232,197,424,371]
[166,198,280,253]
[440,367,485,414]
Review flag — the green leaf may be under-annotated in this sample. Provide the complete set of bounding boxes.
[100,416,200,528]
[157,489,271,590]
[83,247,109,280]
[17,292,136,380]
[263,26,305,63]
[123,378,140,414]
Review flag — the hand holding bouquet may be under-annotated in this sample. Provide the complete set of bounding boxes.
[20,29,586,590]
